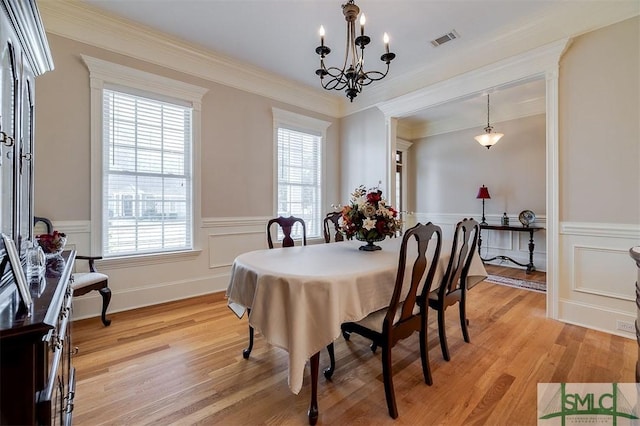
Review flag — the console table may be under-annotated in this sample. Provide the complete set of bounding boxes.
[478,224,543,273]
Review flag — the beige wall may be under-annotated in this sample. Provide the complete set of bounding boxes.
[410,113,546,218]
[339,17,639,335]
[339,107,388,201]
[33,34,341,319]
[32,15,640,333]
[35,34,341,220]
[554,16,639,336]
[559,16,639,224]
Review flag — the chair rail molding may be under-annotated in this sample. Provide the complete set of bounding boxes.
[561,221,640,239]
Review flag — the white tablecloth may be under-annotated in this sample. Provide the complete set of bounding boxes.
[226,237,487,394]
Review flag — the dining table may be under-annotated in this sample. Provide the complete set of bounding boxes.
[226,236,487,424]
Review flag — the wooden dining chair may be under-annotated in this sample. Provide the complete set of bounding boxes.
[247,216,337,378]
[323,211,344,243]
[421,217,479,362]
[266,215,307,249]
[243,215,309,358]
[245,216,308,358]
[340,222,442,419]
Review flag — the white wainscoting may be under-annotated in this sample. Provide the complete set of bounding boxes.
[56,217,640,339]
[412,212,547,272]
[559,221,640,338]
[55,217,272,321]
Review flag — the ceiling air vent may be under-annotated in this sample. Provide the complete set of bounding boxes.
[430,30,459,47]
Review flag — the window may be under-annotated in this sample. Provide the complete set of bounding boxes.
[103,89,192,256]
[273,108,330,240]
[84,56,208,258]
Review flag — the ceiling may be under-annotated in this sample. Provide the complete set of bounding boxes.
[78,0,638,131]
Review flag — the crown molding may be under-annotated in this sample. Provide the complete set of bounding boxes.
[38,1,344,118]
[377,39,570,120]
[343,3,638,116]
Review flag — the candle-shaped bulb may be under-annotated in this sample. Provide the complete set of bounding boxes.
[319,25,325,46]
[360,14,366,36]
[383,32,389,53]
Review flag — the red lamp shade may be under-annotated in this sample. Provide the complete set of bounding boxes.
[476,185,491,199]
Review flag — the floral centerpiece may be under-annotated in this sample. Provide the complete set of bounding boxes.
[340,185,401,251]
[37,230,67,256]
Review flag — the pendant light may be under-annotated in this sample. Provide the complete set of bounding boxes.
[475,93,503,149]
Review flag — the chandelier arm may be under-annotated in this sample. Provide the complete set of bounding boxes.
[322,64,349,79]
[321,75,350,91]
[357,65,391,86]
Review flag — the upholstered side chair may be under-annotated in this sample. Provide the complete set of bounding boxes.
[34,217,112,326]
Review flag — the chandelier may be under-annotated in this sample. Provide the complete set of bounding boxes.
[474,93,504,149]
[315,0,396,102]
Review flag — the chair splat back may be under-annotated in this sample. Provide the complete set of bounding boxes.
[385,222,442,334]
[427,217,479,362]
[267,216,307,249]
[438,218,479,297]
[323,212,344,243]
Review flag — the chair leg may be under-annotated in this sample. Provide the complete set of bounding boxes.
[98,287,112,327]
[460,300,470,343]
[381,345,398,419]
[243,325,254,359]
[419,317,433,386]
[323,343,335,379]
[243,308,254,359]
[437,308,451,362]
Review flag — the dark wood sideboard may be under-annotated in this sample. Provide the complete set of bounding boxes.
[630,247,640,382]
[0,250,77,425]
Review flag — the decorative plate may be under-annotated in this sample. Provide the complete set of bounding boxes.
[518,210,536,227]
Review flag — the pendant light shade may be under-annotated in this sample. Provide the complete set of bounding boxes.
[475,93,503,149]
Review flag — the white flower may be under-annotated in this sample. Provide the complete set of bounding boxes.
[363,218,377,231]
[377,205,390,218]
[362,203,377,218]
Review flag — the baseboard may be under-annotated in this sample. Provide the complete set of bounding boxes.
[72,272,231,321]
[558,298,636,339]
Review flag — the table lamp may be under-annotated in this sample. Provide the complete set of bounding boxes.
[476,185,490,225]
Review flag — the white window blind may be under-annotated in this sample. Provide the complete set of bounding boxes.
[276,127,322,239]
[102,89,193,256]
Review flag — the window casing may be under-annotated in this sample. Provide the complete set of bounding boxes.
[102,89,192,256]
[273,108,330,241]
[84,56,208,258]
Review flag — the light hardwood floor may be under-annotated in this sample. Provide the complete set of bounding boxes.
[72,278,634,425]
[484,263,546,283]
